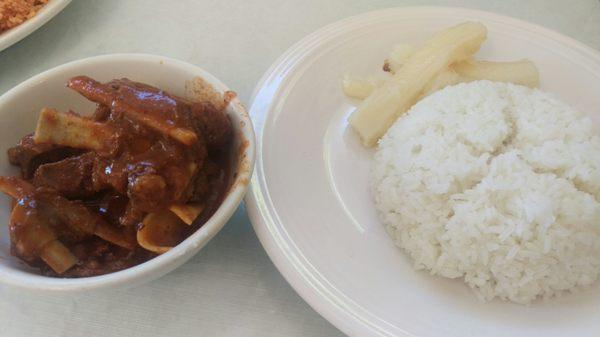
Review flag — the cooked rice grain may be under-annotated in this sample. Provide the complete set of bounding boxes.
[372,81,600,304]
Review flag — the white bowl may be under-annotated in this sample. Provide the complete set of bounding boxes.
[246,6,600,337]
[0,54,255,291]
[0,0,72,52]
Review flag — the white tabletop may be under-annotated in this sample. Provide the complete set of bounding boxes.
[1,1,599,336]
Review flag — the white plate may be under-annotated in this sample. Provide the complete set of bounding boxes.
[246,7,600,337]
[0,0,71,52]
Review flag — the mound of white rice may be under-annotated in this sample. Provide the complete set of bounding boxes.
[372,80,600,304]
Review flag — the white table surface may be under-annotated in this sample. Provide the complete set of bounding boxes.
[0,1,598,336]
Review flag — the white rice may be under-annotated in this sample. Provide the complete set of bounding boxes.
[371,80,600,304]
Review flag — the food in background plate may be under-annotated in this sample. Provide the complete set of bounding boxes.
[371,81,600,304]
[0,76,234,277]
[344,22,539,147]
[0,0,48,33]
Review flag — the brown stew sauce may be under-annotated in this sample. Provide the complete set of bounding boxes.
[4,76,233,277]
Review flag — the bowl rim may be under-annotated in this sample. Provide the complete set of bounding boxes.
[0,53,256,291]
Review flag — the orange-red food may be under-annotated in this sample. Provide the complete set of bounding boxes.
[0,0,48,33]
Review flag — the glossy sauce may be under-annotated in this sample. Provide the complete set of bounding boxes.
[3,76,233,277]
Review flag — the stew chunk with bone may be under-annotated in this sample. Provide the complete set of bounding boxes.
[1,76,233,277]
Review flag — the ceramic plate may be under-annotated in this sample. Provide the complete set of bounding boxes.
[246,6,600,337]
[0,0,71,52]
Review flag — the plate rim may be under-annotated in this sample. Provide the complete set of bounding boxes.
[245,6,600,337]
[0,0,72,52]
